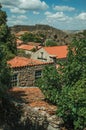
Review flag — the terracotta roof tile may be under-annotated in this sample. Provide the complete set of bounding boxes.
[9,87,57,115]
[9,87,45,103]
[27,42,41,46]
[17,44,35,51]
[7,56,53,68]
[44,45,68,59]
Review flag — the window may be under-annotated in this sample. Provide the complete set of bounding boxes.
[35,70,42,80]
[41,52,43,59]
[37,52,47,61]
[11,73,18,87]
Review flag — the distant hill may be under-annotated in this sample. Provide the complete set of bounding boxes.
[10,24,86,45]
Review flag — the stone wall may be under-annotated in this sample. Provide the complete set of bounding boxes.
[0,99,63,130]
[12,63,54,87]
[20,105,63,130]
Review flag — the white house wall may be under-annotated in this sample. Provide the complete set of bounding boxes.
[31,48,53,62]
[25,50,33,55]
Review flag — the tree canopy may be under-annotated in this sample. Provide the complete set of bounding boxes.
[45,39,57,46]
[36,65,61,104]
[36,38,86,130]
[0,5,17,60]
[0,46,11,97]
[20,32,44,43]
[0,4,17,97]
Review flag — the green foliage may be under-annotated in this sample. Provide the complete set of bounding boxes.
[0,4,16,97]
[57,78,86,130]
[21,33,33,43]
[20,32,44,43]
[62,38,86,86]
[17,49,31,58]
[0,5,17,60]
[36,38,86,129]
[0,5,7,25]
[0,46,11,97]
[57,38,86,129]
[36,65,61,104]
[45,39,57,46]
[0,24,17,59]
[31,47,37,52]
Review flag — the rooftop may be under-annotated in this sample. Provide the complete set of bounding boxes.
[44,45,68,59]
[27,42,41,46]
[9,87,57,115]
[17,44,35,51]
[7,56,53,68]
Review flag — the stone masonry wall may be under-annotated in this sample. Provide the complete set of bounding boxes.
[12,63,54,87]
[20,105,63,130]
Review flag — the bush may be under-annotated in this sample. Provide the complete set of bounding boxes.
[57,78,86,130]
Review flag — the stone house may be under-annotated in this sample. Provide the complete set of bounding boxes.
[7,56,54,87]
[31,45,68,63]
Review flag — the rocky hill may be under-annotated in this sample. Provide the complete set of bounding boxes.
[10,24,86,45]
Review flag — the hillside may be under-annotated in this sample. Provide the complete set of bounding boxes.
[10,24,86,45]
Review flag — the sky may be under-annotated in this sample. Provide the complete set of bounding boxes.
[0,0,86,30]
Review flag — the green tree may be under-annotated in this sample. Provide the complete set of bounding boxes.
[0,5,17,60]
[20,32,33,43]
[45,39,57,46]
[0,46,11,97]
[57,38,86,130]
[21,32,43,43]
[57,78,86,130]
[0,4,16,96]
[36,38,86,129]
[0,4,7,25]
[36,65,61,104]
[63,38,86,86]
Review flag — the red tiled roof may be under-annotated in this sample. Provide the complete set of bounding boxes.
[7,56,53,68]
[9,87,45,103]
[17,44,35,51]
[9,87,57,115]
[27,42,41,46]
[44,45,68,59]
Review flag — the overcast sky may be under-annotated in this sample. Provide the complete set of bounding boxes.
[0,0,86,30]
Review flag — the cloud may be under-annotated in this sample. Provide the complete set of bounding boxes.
[43,11,86,30]
[33,11,40,14]
[18,15,28,19]
[7,15,28,26]
[0,0,48,10]
[1,0,86,30]
[45,11,72,21]
[10,7,26,14]
[0,0,19,6]
[53,5,75,12]
[76,12,86,20]
[19,0,48,10]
